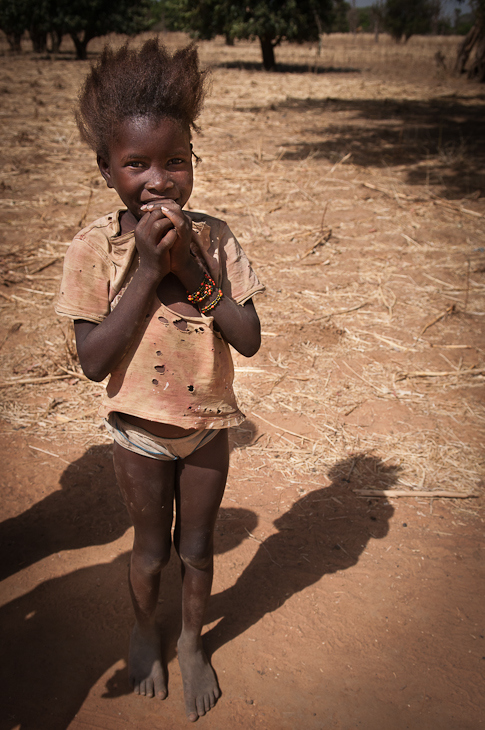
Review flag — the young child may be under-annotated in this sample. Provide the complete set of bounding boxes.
[56,39,264,722]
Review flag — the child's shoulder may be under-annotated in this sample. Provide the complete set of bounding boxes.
[187,210,228,232]
[75,208,125,243]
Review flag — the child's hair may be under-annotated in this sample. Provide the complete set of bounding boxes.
[75,38,208,159]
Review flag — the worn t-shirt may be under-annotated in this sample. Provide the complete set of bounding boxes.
[56,209,265,429]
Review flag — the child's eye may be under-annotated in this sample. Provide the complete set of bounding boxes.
[168,158,185,166]
[125,161,145,169]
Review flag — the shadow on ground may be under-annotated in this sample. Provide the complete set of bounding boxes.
[0,420,258,583]
[0,448,396,728]
[245,95,485,199]
[205,454,396,653]
[0,444,128,583]
[215,60,360,74]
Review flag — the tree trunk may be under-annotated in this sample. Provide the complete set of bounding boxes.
[49,30,63,54]
[70,32,91,61]
[259,36,276,71]
[29,29,47,54]
[454,22,481,74]
[468,35,485,82]
[225,33,234,46]
[374,18,380,43]
[6,32,22,53]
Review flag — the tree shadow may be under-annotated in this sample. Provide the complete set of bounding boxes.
[0,427,260,728]
[0,419,259,583]
[204,454,397,654]
[246,95,485,199]
[0,500,259,730]
[0,551,132,729]
[0,444,129,583]
[215,60,360,74]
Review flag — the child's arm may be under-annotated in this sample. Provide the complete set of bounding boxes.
[150,202,262,358]
[74,210,177,381]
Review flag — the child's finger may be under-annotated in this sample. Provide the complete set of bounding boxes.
[140,201,167,213]
[139,210,174,241]
[160,204,186,230]
[157,227,178,249]
[148,215,175,243]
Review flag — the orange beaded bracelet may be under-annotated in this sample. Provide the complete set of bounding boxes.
[200,288,223,314]
[187,272,216,303]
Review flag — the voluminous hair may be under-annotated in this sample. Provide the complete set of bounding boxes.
[75,38,207,159]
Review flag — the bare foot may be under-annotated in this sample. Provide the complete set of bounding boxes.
[129,622,167,699]
[177,635,220,722]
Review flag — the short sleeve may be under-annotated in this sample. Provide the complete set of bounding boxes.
[55,237,113,323]
[218,224,265,305]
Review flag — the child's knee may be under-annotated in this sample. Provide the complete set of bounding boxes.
[180,551,213,571]
[132,542,171,575]
[178,539,213,571]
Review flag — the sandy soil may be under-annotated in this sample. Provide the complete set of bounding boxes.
[1,32,484,730]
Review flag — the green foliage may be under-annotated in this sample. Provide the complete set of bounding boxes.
[327,0,350,32]
[454,14,475,35]
[162,0,333,68]
[383,0,435,41]
[357,8,372,32]
[0,0,30,50]
[57,0,154,58]
[0,0,154,57]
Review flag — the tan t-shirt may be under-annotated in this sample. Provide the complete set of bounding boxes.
[56,209,265,429]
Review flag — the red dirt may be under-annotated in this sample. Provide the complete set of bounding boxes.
[1,32,484,730]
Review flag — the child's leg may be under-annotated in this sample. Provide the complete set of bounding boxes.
[113,442,176,699]
[174,429,229,722]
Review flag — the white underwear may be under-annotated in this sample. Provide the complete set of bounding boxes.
[105,412,219,460]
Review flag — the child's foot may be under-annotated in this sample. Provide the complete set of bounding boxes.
[177,635,220,722]
[129,622,167,699]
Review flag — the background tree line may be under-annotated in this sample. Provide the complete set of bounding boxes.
[0,0,153,59]
[0,0,483,80]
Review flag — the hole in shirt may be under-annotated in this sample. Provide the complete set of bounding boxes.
[173,319,187,331]
[158,316,169,325]
[156,350,162,356]
[152,379,159,385]
[154,365,165,374]
[187,384,194,392]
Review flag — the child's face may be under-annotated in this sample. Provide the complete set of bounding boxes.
[98,116,193,222]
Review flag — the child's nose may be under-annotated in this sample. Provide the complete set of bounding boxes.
[147,170,174,194]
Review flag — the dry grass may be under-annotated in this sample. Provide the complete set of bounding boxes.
[0,31,484,501]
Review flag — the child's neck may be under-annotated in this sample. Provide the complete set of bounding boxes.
[119,209,138,236]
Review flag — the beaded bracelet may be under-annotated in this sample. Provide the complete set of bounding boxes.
[200,288,223,315]
[187,272,216,303]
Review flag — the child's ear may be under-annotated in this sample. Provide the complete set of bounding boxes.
[97,155,113,188]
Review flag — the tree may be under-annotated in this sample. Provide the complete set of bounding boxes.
[0,0,29,52]
[455,1,485,82]
[383,0,435,42]
[54,0,154,59]
[0,0,155,59]
[163,0,333,70]
[328,0,350,33]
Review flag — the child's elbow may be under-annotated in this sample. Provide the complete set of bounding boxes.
[80,360,108,383]
[238,332,261,358]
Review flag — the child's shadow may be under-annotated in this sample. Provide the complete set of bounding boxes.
[205,454,397,652]
[0,441,396,727]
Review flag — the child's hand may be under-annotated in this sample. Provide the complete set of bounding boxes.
[134,208,177,281]
[141,200,192,276]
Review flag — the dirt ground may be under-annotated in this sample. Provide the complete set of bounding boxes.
[0,31,484,730]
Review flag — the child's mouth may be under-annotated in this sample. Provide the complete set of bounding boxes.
[140,198,177,212]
